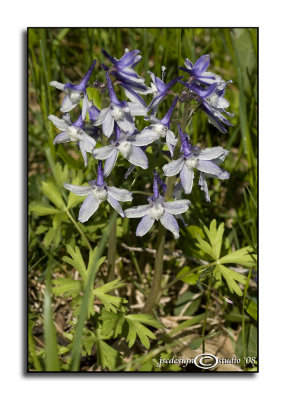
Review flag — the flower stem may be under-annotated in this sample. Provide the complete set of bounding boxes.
[201,278,211,353]
[66,209,92,251]
[107,207,117,282]
[143,103,191,314]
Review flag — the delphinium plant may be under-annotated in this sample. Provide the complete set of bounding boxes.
[30,40,257,372]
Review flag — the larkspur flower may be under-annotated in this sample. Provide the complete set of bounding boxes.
[125,171,190,238]
[93,123,148,176]
[50,60,96,118]
[102,48,150,93]
[162,124,229,195]
[63,161,132,222]
[48,114,96,166]
[132,96,179,156]
[147,70,182,115]
[94,72,135,137]
[179,55,219,86]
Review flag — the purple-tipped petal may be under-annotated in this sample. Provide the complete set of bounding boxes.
[72,59,96,91]
[193,55,210,73]
[63,183,93,196]
[53,131,70,144]
[106,186,132,202]
[73,114,84,128]
[117,49,140,68]
[102,49,117,64]
[162,157,185,176]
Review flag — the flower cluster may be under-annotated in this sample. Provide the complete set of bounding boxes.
[48,49,233,238]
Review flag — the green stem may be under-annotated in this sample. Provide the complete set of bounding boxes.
[107,208,117,282]
[66,209,92,251]
[202,279,211,353]
[241,266,253,368]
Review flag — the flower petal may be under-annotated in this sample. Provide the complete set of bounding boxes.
[49,81,65,91]
[125,204,151,218]
[79,141,88,166]
[63,183,93,196]
[107,194,124,217]
[48,115,69,131]
[103,149,119,177]
[126,146,148,169]
[116,111,135,134]
[162,200,191,215]
[127,101,147,116]
[180,164,194,194]
[166,130,177,157]
[93,145,117,160]
[136,214,155,236]
[198,173,210,202]
[82,133,96,153]
[107,186,133,202]
[159,211,180,239]
[132,127,159,146]
[53,131,70,144]
[196,160,223,177]
[94,107,111,126]
[198,147,228,161]
[102,112,115,137]
[78,194,100,223]
[81,92,89,120]
[162,157,184,176]
[60,95,77,113]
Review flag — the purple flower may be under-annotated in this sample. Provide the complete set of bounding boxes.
[119,82,148,116]
[147,71,182,115]
[132,96,179,156]
[124,171,190,238]
[162,124,229,195]
[179,55,218,85]
[94,72,135,137]
[48,113,96,166]
[50,60,96,118]
[93,124,148,176]
[102,48,150,93]
[63,161,132,222]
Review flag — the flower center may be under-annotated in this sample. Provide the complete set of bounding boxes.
[68,126,82,141]
[118,140,132,157]
[93,186,107,201]
[70,90,83,104]
[185,156,198,169]
[149,203,164,220]
[111,105,123,120]
[154,124,168,138]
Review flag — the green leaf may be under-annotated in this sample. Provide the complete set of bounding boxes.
[195,234,213,258]
[204,219,224,260]
[176,267,199,285]
[214,264,246,296]
[93,279,127,313]
[42,180,65,210]
[30,201,59,216]
[99,310,125,339]
[63,245,87,281]
[52,278,82,298]
[174,291,201,316]
[246,299,257,321]
[219,246,257,267]
[125,316,157,349]
[168,313,206,337]
[96,339,119,370]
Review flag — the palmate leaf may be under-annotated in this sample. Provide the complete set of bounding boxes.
[96,339,119,370]
[29,201,59,216]
[93,279,127,313]
[125,314,163,349]
[63,245,88,281]
[52,278,82,298]
[41,180,66,210]
[213,264,247,296]
[99,310,125,339]
[203,219,224,260]
[219,246,257,267]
